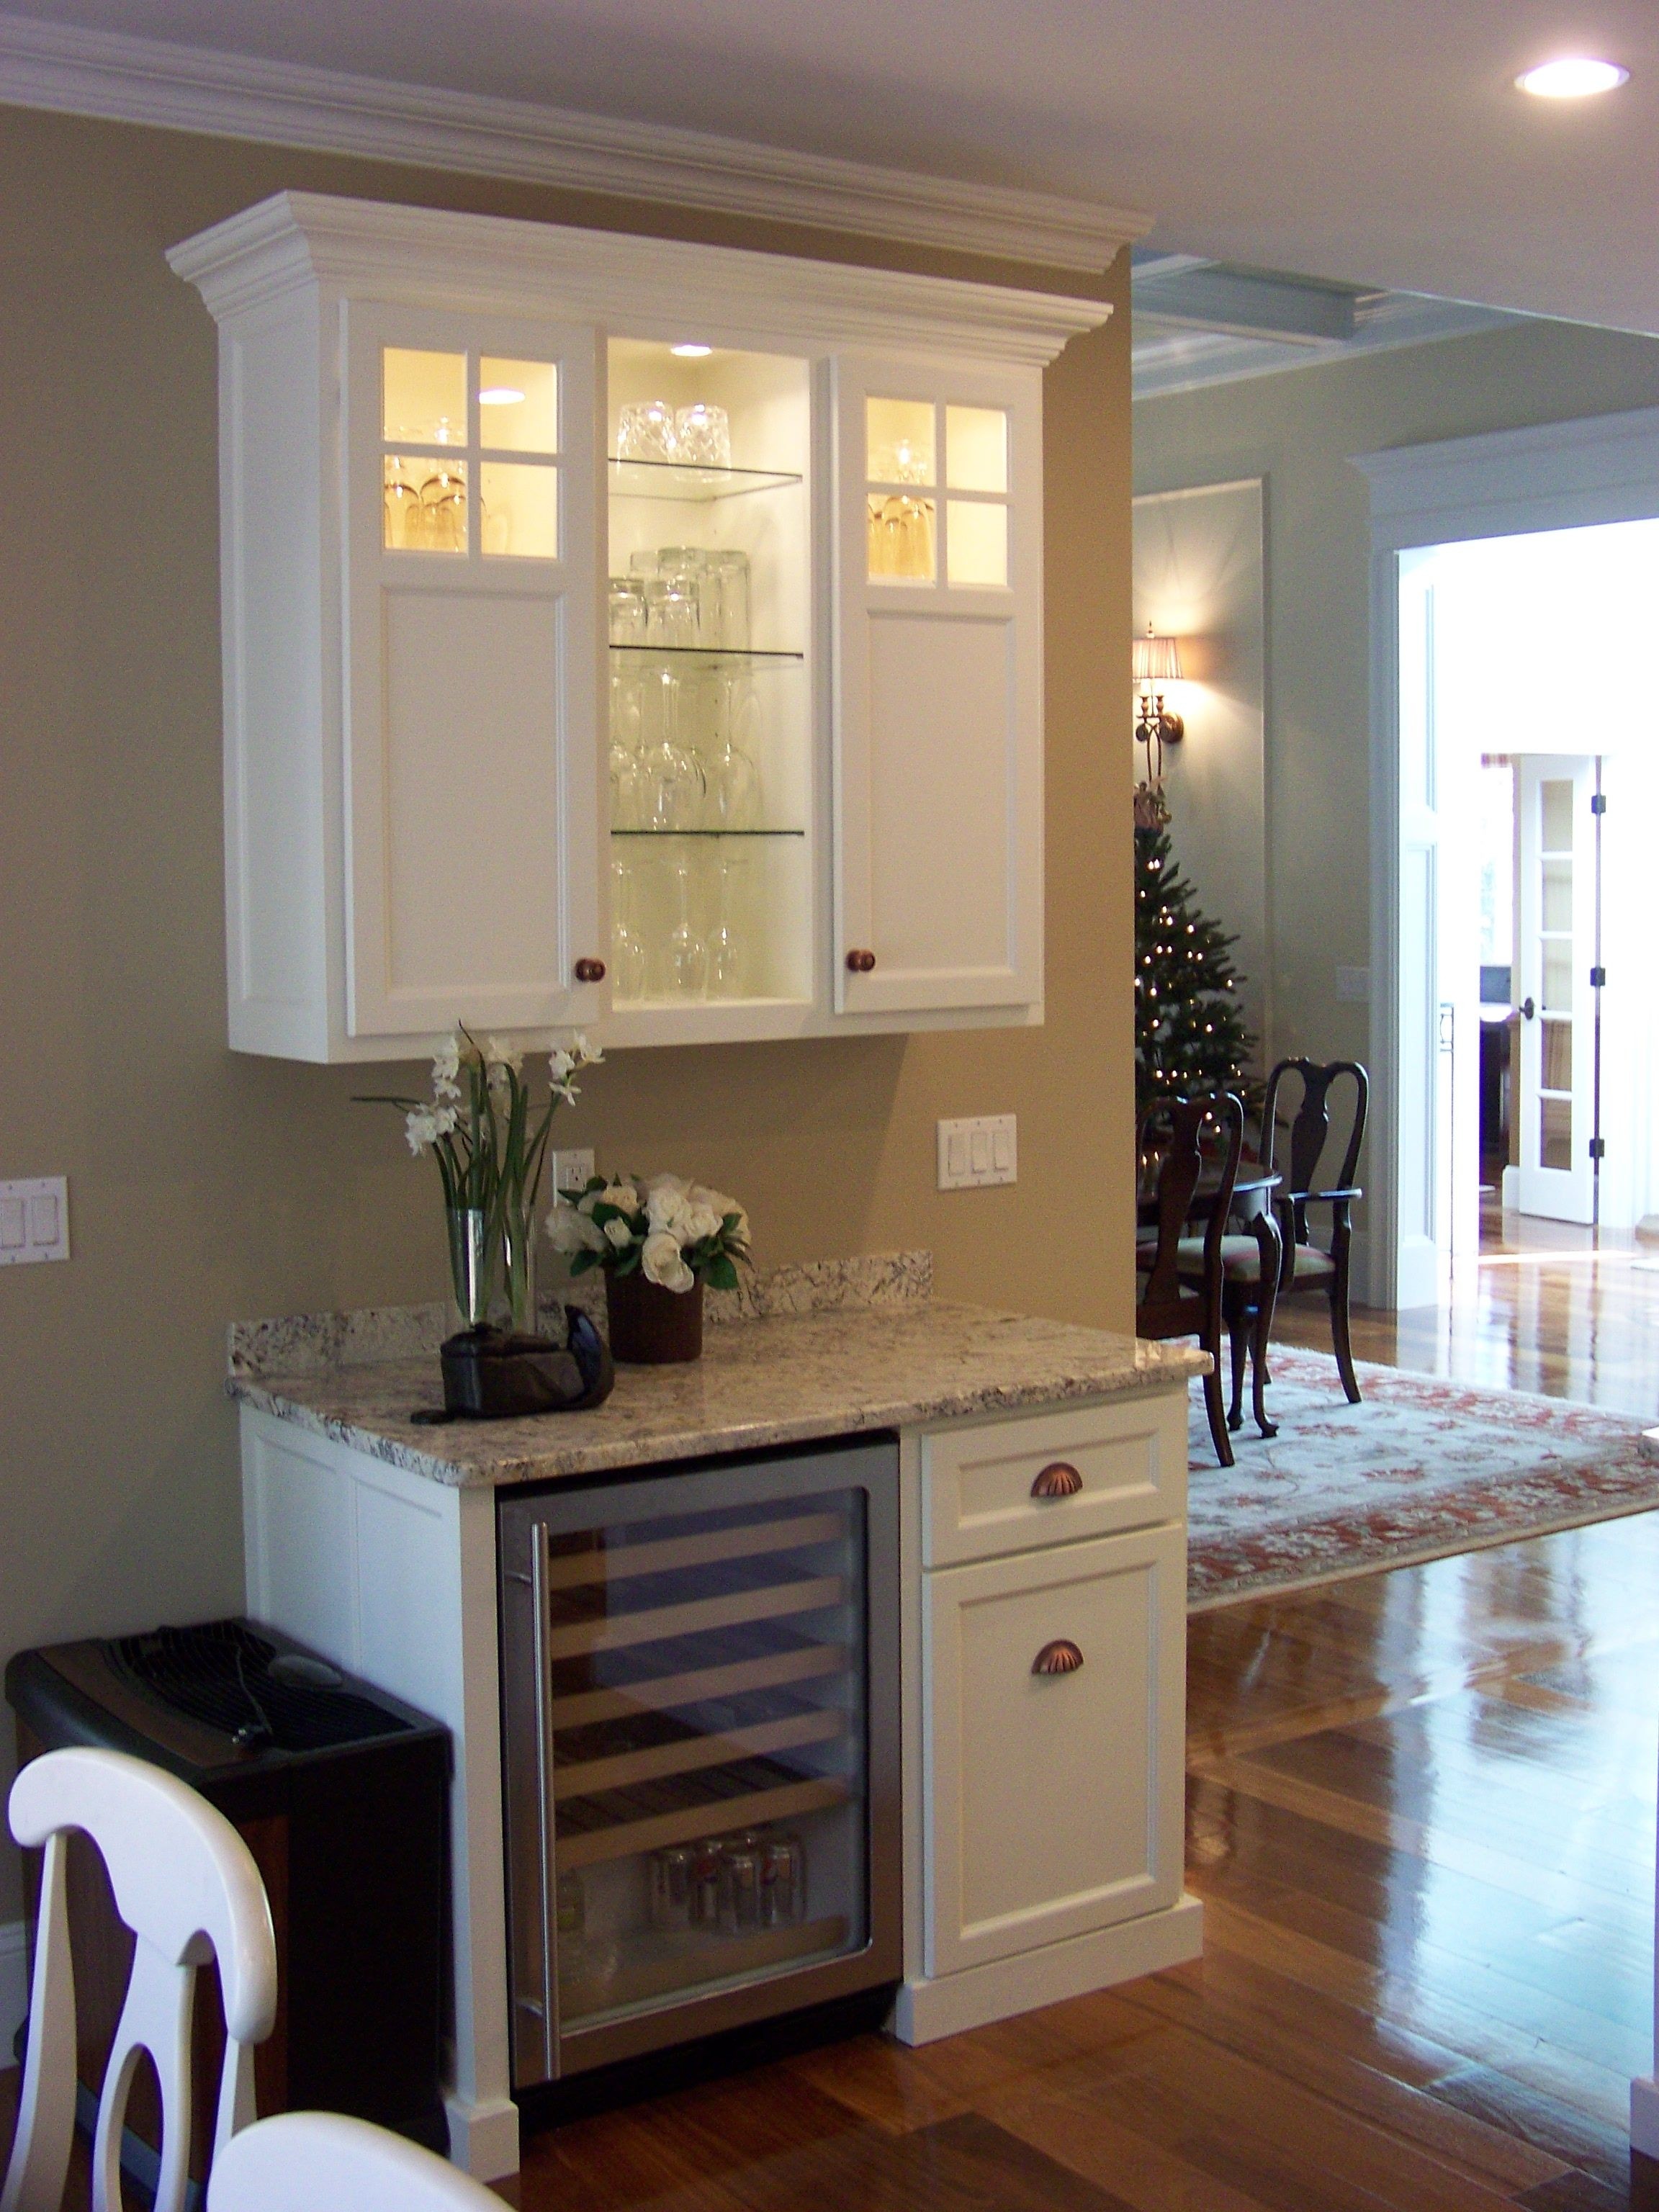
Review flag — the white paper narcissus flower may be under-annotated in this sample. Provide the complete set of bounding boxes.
[431,1035,462,1100]
[485,1036,523,1075]
[405,1107,439,1155]
[641,1229,695,1292]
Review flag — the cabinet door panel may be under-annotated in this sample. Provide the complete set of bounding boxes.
[834,357,1042,1017]
[924,1525,1184,1977]
[343,303,603,1039]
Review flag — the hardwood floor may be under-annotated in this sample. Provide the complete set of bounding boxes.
[6,1213,1656,2211]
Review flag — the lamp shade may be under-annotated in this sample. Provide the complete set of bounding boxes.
[1132,628,1183,684]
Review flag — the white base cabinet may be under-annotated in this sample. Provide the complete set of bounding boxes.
[169,193,1110,1061]
[896,1391,1200,2042]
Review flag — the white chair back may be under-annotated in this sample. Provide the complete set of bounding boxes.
[1,1745,278,2212]
[207,2111,502,2211]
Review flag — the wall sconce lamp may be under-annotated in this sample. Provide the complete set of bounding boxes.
[1132,624,1184,828]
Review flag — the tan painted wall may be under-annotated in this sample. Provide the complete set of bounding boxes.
[1133,321,1659,1192]
[0,107,1135,1921]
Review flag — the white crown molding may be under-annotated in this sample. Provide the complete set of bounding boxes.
[0,10,1148,275]
[1352,403,1659,550]
[168,191,1112,368]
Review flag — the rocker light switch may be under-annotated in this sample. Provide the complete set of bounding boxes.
[0,1177,70,1265]
[937,1117,1017,1190]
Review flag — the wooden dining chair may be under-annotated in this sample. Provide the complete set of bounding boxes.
[1262,1057,1369,1403]
[1135,1092,1244,1467]
[1,1746,278,2212]
[207,2110,503,2211]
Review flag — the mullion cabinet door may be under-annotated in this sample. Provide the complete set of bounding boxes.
[341,303,606,1040]
[922,1523,1185,1978]
[832,356,1043,1019]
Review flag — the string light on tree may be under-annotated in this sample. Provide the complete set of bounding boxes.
[1133,822,1260,1117]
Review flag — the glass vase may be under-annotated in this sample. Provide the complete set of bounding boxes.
[446,1207,496,1330]
[501,1202,539,1337]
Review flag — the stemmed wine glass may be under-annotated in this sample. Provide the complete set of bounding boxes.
[667,850,708,999]
[706,849,747,998]
[610,856,648,1001]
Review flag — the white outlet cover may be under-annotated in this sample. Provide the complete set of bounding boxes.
[552,1148,595,1198]
[0,1177,70,1265]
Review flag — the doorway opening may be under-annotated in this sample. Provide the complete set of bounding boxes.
[1394,516,1659,1305]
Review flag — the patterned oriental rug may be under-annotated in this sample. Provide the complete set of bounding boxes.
[1186,1348,1659,1611]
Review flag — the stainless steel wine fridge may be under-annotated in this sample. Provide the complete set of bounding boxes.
[498,1438,901,2085]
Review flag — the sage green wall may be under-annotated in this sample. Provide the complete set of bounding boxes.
[0,107,1135,1924]
[1133,320,1659,1154]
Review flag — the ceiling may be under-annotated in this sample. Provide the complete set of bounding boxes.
[6,0,1659,333]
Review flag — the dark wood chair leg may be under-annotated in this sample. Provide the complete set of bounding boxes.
[1201,1352,1234,1467]
[1329,1267,1361,1403]
[1249,1290,1279,1438]
[1227,1300,1250,1431]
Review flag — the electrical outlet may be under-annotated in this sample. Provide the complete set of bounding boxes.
[936,1116,1017,1191]
[552,1148,595,1197]
[0,1177,70,1265]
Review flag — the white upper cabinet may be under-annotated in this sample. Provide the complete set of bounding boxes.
[171,193,1106,1061]
[834,359,1043,1018]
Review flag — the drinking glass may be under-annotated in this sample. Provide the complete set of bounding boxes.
[608,575,649,644]
[645,576,699,649]
[667,851,708,999]
[675,403,731,468]
[383,456,421,549]
[420,459,467,551]
[706,850,747,999]
[611,856,649,1001]
[616,398,676,462]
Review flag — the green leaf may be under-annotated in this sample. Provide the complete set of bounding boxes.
[568,1250,599,1277]
[703,1253,739,1292]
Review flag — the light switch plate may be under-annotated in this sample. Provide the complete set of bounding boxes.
[0,1177,70,1265]
[937,1116,1017,1190]
[552,1148,595,1198]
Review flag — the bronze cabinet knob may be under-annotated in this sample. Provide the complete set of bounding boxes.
[845,949,876,974]
[1030,1461,1083,1499]
[1033,1640,1084,1676]
[573,958,606,983]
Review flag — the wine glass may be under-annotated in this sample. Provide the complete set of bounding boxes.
[608,670,647,830]
[611,856,648,1001]
[667,850,708,999]
[641,669,705,832]
[707,850,747,998]
[704,675,762,831]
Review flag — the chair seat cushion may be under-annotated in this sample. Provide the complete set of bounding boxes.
[1175,1236,1337,1285]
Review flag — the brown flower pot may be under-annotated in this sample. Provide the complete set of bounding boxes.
[606,1269,703,1363]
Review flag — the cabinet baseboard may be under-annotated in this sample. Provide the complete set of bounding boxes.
[889,1892,1203,2046]
[0,1918,24,2068]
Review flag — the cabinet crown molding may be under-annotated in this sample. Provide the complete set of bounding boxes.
[1,10,1147,276]
[168,192,1110,368]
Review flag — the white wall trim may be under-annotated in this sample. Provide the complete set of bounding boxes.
[0,11,1148,274]
[1354,406,1659,1313]
[0,1917,24,2067]
[1133,293,1520,404]
[168,191,1111,369]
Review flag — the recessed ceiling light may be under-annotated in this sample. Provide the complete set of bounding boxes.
[670,343,713,358]
[478,385,524,405]
[1516,56,1629,97]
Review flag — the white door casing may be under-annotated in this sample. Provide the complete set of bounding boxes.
[343,302,604,1040]
[832,356,1043,1018]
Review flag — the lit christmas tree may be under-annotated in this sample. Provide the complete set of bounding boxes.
[1134,823,1260,1118]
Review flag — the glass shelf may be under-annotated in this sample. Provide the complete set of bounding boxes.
[609,645,804,667]
[608,459,803,503]
[610,828,806,840]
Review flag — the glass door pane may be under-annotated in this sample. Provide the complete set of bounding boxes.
[542,1490,869,2036]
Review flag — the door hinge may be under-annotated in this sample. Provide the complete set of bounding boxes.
[1591,793,1608,815]
[1589,1137,1606,1161]
[1590,965,1607,988]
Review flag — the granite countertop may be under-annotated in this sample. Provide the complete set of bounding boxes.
[228,1253,1205,1491]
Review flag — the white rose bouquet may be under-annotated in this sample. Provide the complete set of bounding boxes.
[547,1172,750,1295]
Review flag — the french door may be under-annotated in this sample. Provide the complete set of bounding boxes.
[1514,755,1601,1223]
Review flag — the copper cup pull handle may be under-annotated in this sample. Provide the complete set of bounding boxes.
[1033,1640,1084,1676]
[1030,1461,1082,1499]
[845,949,876,974]
[574,958,606,984]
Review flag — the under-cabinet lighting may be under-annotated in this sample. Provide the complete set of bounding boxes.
[1516,56,1629,96]
[478,386,525,405]
[670,343,713,358]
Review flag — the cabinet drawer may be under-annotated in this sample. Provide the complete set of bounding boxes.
[921,1395,1186,1566]
[922,1522,1185,1977]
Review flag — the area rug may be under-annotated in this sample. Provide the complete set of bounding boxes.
[1186,1348,1659,1611]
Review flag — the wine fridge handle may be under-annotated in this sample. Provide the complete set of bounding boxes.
[530,1521,558,2073]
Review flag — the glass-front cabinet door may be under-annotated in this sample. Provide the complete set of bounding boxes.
[342,306,604,1040]
[601,338,816,1040]
[832,358,1043,1019]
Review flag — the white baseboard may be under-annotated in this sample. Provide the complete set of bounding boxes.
[889,1893,1203,2046]
[0,1919,25,2069]
[444,2092,520,2182]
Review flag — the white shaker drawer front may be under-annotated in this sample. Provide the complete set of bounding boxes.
[922,1522,1186,1977]
[921,1393,1187,1566]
